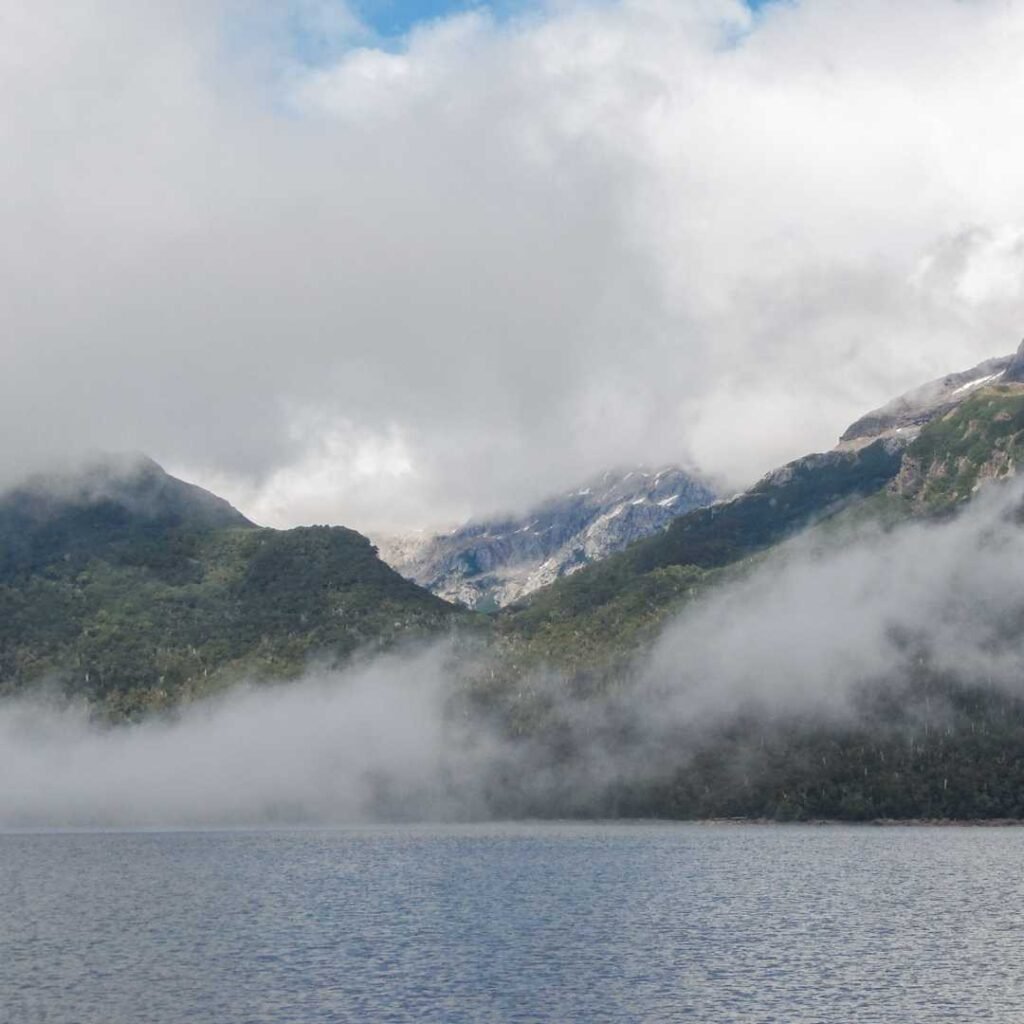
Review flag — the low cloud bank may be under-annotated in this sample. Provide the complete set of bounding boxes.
[646,480,1024,725]
[0,648,485,827]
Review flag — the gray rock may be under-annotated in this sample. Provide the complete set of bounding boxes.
[376,466,716,609]
[838,352,1019,449]
[1000,338,1024,383]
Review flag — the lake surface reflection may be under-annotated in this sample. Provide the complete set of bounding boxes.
[2,822,1021,1023]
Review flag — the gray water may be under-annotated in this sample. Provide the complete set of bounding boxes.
[2,822,1022,1023]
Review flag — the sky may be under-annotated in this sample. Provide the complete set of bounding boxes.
[3,0,1024,533]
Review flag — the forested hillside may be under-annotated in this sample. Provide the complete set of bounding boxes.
[8,360,1024,821]
[0,457,459,718]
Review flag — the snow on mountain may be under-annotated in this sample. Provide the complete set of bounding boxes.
[375,466,717,610]
[837,351,1019,451]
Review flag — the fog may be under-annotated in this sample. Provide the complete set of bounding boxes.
[5,1,1024,530]
[0,647,487,827]
[5,481,1024,827]
[646,481,1024,723]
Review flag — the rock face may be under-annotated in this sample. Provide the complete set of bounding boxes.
[838,354,1017,450]
[376,467,717,609]
[1000,338,1024,383]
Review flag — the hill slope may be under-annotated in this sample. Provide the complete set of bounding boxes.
[499,342,1024,669]
[0,456,459,717]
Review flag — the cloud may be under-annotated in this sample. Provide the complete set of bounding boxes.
[644,481,1024,728]
[0,645,484,826]
[4,0,1024,529]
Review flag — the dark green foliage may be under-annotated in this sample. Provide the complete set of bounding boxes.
[0,455,250,582]
[626,439,904,573]
[9,430,1024,821]
[640,682,1024,822]
[481,422,1024,821]
[497,562,709,683]
[642,710,1022,822]
[230,525,458,663]
[0,462,459,717]
[470,670,1024,823]
[903,387,1024,508]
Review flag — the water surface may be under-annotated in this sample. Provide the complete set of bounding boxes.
[2,822,1022,1022]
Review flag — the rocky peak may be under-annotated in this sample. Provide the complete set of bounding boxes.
[1000,338,1024,383]
[376,465,716,610]
[837,348,1024,451]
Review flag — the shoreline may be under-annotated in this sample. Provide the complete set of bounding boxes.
[695,816,1024,827]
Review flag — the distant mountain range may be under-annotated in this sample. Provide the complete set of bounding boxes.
[482,339,1024,820]
[6,341,1024,716]
[8,341,1024,819]
[376,466,717,610]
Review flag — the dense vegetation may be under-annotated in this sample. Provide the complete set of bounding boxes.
[532,682,1024,822]
[472,396,1024,821]
[0,459,459,718]
[497,392,1024,672]
[899,387,1024,508]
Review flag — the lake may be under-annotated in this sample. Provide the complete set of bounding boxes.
[2,822,1022,1022]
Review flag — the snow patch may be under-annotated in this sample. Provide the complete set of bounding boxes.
[951,372,1001,396]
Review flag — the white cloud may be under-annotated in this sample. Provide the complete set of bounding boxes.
[3,0,1024,529]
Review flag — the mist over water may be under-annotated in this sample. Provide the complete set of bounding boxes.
[6,481,1024,827]
[0,649,479,827]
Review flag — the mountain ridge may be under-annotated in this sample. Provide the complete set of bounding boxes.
[838,346,1024,450]
[497,339,1024,668]
[376,465,717,610]
[7,346,1024,819]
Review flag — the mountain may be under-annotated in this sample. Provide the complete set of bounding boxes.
[475,339,1024,821]
[377,466,717,610]
[499,341,1024,666]
[837,353,1017,450]
[843,348,1024,511]
[8,343,1024,819]
[0,454,253,579]
[385,347,1024,619]
[0,455,459,718]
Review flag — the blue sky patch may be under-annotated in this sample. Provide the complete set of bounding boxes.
[274,0,781,66]
[352,0,534,38]
[354,0,777,39]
